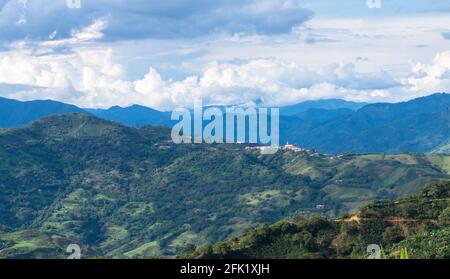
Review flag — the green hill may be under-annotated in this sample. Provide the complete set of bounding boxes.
[0,114,449,258]
[197,181,450,259]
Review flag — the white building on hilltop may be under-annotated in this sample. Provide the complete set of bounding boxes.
[281,142,305,152]
[246,142,306,153]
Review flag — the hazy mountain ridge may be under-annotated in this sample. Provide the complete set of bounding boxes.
[0,97,86,128]
[282,93,450,153]
[0,96,367,128]
[279,99,367,116]
[86,105,172,127]
[1,93,449,154]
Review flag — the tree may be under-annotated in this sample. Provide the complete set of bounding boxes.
[382,226,404,244]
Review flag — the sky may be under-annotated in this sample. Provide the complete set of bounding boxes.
[0,0,449,110]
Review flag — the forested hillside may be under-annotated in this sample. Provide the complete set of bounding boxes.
[0,114,449,258]
[197,181,450,259]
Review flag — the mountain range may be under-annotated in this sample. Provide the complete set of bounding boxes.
[0,93,449,154]
[281,93,450,154]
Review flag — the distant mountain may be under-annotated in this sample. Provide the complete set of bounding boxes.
[0,97,86,128]
[1,94,449,154]
[280,99,367,116]
[0,97,364,130]
[0,97,172,128]
[86,105,172,127]
[283,93,450,154]
[294,108,354,124]
[1,113,449,258]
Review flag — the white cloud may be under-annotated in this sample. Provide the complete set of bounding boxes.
[0,46,408,110]
[71,19,107,42]
[0,50,70,87]
[404,51,450,94]
[42,19,108,47]
[0,12,449,111]
[2,35,450,111]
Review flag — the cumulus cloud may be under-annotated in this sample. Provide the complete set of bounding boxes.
[404,51,450,94]
[0,0,313,42]
[0,2,447,111]
[2,41,450,110]
[0,42,406,110]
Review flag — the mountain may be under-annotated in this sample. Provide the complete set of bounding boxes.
[0,97,366,129]
[0,97,172,128]
[295,108,354,124]
[86,105,172,127]
[0,113,449,258]
[283,93,450,153]
[1,93,450,154]
[280,99,367,116]
[197,181,450,259]
[0,97,86,128]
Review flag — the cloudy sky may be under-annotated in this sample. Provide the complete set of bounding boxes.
[0,0,449,110]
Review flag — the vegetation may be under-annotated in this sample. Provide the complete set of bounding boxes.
[0,114,449,258]
[196,181,449,259]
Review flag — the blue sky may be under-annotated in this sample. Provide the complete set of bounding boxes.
[0,0,449,110]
